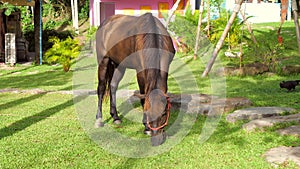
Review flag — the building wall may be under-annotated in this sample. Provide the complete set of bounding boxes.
[90,0,188,26]
[225,0,291,23]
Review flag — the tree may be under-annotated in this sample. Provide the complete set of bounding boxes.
[71,0,79,34]
[0,9,4,59]
[166,0,182,27]
[193,0,205,60]
[202,0,244,77]
[34,0,42,64]
[291,0,300,53]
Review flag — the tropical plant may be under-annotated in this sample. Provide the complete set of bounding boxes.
[44,36,81,72]
[208,10,249,49]
[0,2,16,16]
[19,7,34,33]
[167,10,200,53]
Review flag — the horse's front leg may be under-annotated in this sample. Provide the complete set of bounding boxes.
[110,66,125,124]
[137,71,151,135]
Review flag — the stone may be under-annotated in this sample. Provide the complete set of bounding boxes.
[0,88,253,115]
[222,97,253,113]
[115,91,252,115]
[264,146,300,167]
[282,65,300,74]
[168,93,252,115]
[219,62,269,76]
[242,113,300,132]
[277,125,300,136]
[226,107,296,123]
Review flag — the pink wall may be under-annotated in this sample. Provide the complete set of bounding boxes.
[100,0,175,10]
[90,0,187,26]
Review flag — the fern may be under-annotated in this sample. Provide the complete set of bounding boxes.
[44,36,81,72]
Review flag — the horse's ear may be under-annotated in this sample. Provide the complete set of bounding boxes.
[134,93,146,99]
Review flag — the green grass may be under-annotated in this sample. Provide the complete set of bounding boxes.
[0,93,299,168]
[1,59,300,168]
[1,21,300,168]
[0,64,73,91]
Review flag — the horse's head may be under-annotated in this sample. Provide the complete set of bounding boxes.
[137,89,170,146]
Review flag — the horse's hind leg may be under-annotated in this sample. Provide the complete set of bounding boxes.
[110,66,125,124]
[95,58,110,128]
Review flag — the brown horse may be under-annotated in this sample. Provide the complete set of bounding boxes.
[95,13,175,146]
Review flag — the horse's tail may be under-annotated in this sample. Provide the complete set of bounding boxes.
[103,59,115,101]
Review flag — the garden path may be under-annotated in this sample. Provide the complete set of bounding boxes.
[226,107,300,167]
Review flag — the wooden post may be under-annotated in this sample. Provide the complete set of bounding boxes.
[201,0,243,77]
[193,0,205,60]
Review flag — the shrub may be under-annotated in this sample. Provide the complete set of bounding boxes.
[208,10,248,48]
[44,36,81,72]
[167,9,249,54]
[24,29,74,52]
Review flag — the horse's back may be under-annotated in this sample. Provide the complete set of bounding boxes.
[96,13,174,67]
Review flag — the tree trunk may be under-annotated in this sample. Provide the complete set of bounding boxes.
[166,0,182,27]
[239,9,257,45]
[207,0,210,38]
[291,0,300,54]
[201,0,243,77]
[74,0,79,34]
[34,0,41,64]
[71,0,75,27]
[193,0,205,60]
[183,0,190,15]
[0,10,5,60]
[277,0,288,44]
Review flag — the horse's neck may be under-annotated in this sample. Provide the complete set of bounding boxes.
[145,70,164,94]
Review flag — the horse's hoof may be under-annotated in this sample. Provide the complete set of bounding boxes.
[144,129,152,136]
[113,119,122,125]
[94,119,104,128]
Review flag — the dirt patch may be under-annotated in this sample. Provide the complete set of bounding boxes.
[0,63,15,70]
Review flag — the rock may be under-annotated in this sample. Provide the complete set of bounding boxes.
[264,146,300,167]
[220,63,269,76]
[116,91,252,115]
[168,93,252,115]
[242,113,300,132]
[168,93,215,113]
[282,65,300,74]
[277,125,300,136]
[226,107,296,123]
[222,97,253,113]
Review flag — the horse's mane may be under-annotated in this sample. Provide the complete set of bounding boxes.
[137,13,162,91]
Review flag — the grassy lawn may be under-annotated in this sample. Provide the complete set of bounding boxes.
[1,57,300,168]
[1,21,300,168]
[0,93,299,168]
[0,64,73,91]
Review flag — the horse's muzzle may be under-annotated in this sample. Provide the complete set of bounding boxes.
[151,131,166,146]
